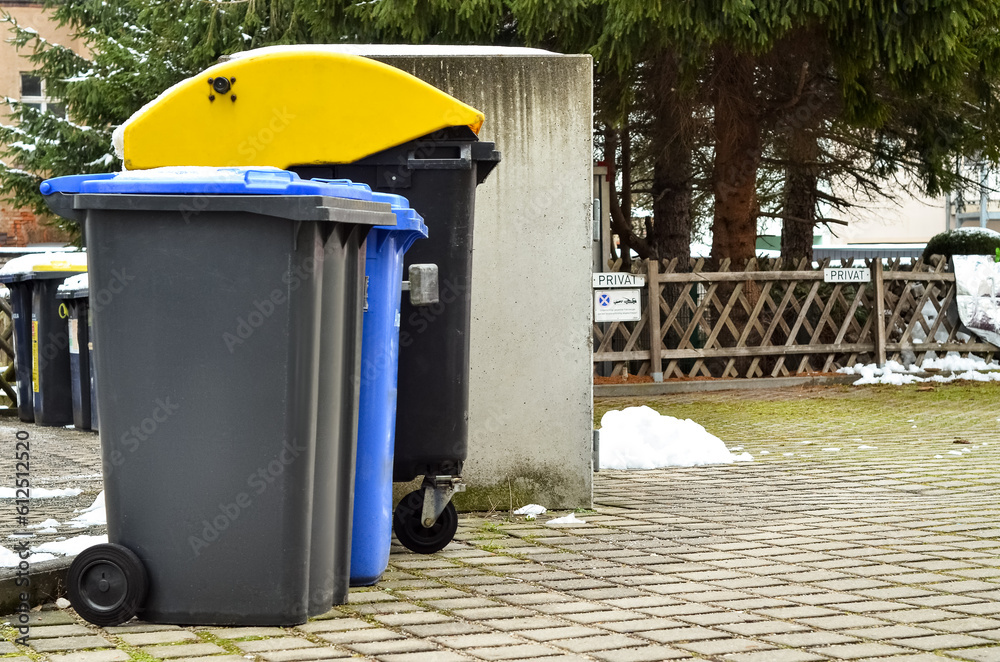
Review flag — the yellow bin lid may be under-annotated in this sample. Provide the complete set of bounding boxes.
[114,50,485,170]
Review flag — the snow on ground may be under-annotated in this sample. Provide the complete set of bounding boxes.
[513,504,546,518]
[68,491,106,528]
[599,406,752,470]
[839,355,1000,385]
[0,487,82,499]
[547,513,587,526]
[0,545,55,566]
[31,534,108,558]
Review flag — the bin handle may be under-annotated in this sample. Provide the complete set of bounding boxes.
[406,144,472,171]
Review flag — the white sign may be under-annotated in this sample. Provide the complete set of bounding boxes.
[824,267,871,283]
[593,273,646,288]
[595,289,641,322]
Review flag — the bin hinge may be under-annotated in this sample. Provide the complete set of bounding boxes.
[422,476,465,528]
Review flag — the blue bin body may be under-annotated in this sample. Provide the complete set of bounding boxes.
[349,190,427,586]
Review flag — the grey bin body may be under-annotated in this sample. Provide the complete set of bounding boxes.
[47,189,393,626]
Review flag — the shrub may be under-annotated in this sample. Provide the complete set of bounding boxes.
[922,227,1000,261]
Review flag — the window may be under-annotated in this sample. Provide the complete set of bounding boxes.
[19,72,65,117]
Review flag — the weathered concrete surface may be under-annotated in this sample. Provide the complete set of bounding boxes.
[367,50,595,510]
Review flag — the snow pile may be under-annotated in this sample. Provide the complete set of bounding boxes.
[547,513,586,526]
[57,273,88,295]
[68,491,106,528]
[839,355,1000,385]
[0,545,55,566]
[110,165,284,181]
[0,251,86,279]
[599,406,752,470]
[953,226,1000,238]
[0,487,82,499]
[514,504,546,519]
[32,534,108,557]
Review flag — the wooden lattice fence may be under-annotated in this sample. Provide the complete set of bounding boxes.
[594,256,997,379]
[0,296,16,409]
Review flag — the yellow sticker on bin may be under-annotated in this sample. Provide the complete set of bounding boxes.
[119,51,486,170]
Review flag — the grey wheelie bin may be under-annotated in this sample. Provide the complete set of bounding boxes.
[293,128,500,554]
[0,252,87,424]
[41,167,396,627]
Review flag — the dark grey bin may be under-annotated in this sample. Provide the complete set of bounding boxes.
[42,169,395,627]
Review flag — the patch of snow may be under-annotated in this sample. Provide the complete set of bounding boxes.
[935,454,944,458]
[840,355,1000,385]
[57,273,88,295]
[0,545,56,567]
[0,487,82,498]
[56,598,71,609]
[952,226,1000,238]
[513,504,546,517]
[68,491,106,528]
[822,448,841,452]
[224,45,555,61]
[28,518,60,529]
[0,252,86,279]
[598,406,750,469]
[32,534,107,557]
[546,513,586,526]
[858,445,877,450]
[947,450,963,456]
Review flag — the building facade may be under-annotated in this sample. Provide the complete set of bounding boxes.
[1,0,86,245]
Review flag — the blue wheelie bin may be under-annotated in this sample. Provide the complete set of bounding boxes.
[347,191,427,586]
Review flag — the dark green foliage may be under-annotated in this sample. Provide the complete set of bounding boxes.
[923,228,1000,261]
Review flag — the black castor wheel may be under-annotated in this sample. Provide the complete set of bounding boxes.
[67,543,148,626]
[393,490,458,554]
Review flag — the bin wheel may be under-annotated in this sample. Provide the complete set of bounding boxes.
[67,543,147,626]
[393,491,458,554]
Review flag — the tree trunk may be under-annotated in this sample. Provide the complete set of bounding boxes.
[711,48,761,264]
[781,128,820,262]
[644,51,694,262]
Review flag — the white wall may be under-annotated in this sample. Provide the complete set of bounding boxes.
[369,50,595,509]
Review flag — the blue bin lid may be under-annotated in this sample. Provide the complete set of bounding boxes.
[40,167,375,201]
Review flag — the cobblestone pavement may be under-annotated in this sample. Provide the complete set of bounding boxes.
[3,385,1000,661]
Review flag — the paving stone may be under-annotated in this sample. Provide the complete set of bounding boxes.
[675,637,774,655]
[761,632,858,647]
[840,625,938,639]
[235,638,318,653]
[641,627,728,643]
[464,643,564,660]
[161,657,248,662]
[347,639,436,655]
[590,645,692,661]
[402,621,486,637]
[432,632,525,648]
[450,607,533,620]
[724,650,825,662]
[519,627,603,642]
[548,634,646,653]
[795,614,887,630]
[377,652,472,662]
[0,642,19,654]
[601,618,686,633]
[28,637,113,652]
[558,610,645,625]
[481,617,568,632]
[924,617,1000,632]
[106,624,185,634]
[887,633,993,650]
[47,651,131,662]
[719,621,810,636]
[204,627,289,639]
[17,611,76,626]
[950,649,1000,662]
[316,629,404,645]
[810,642,915,659]
[878,609,960,623]
[26,625,96,639]
[118,631,199,646]
[297,618,372,633]
[375,612,453,627]
[257,650,351,661]
[142,643,229,658]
